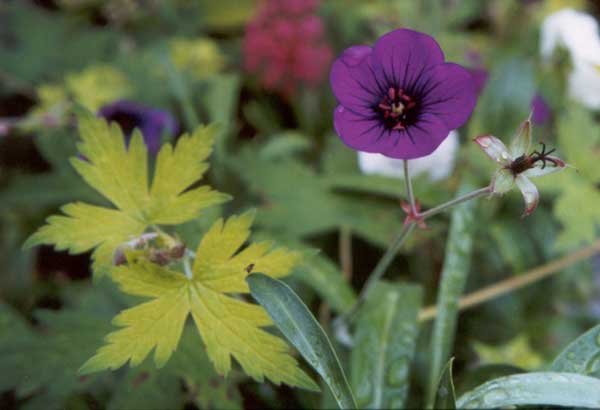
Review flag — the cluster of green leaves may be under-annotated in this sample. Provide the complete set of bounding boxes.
[0,279,244,410]
[24,111,317,390]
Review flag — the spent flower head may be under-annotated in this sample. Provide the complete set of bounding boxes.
[474,117,566,216]
[330,28,477,159]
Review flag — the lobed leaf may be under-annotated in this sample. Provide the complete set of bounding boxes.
[25,111,228,275]
[82,214,315,391]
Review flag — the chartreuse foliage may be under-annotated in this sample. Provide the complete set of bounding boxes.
[80,211,318,390]
[23,112,318,391]
[537,105,600,249]
[25,111,230,275]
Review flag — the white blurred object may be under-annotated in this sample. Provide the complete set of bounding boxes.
[540,8,600,109]
[357,130,459,181]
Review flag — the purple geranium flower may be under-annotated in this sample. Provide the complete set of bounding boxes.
[98,100,179,155]
[330,29,477,159]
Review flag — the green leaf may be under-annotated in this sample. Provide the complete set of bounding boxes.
[247,273,356,409]
[107,360,184,410]
[351,281,422,409]
[25,112,229,275]
[165,328,243,410]
[550,172,600,250]
[81,212,316,391]
[537,105,600,250]
[456,372,600,409]
[233,150,404,249]
[294,251,357,314]
[557,106,600,181]
[0,301,114,408]
[427,180,478,406]
[552,324,600,377]
[457,364,525,395]
[433,359,456,410]
[259,132,312,160]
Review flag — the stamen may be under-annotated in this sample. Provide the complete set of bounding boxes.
[377,86,418,131]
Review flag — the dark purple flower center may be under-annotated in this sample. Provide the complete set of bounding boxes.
[104,111,142,136]
[376,87,419,131]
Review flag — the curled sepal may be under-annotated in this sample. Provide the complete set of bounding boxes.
[491,169,515,194]
[515,175,539,217]
[473,135,511,165]
[509,116,532,158]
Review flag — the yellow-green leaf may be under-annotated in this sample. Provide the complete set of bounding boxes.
[25,112,229,275]
[81,214,315,390]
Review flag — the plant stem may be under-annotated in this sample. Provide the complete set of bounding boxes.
[337,185,491,325]
[338,222,416,325]
[339,225,353,281]
[183,255,193,279]
[418,239,600,322]
[419,186,492,220]
[404,160,417,215]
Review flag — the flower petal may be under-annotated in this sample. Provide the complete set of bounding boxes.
[509,117,532,158]
[515,174,539,216]
[330,45,382,111]
[416,63,477,130]
[521,156,566,178]
[491,168,515,194]
[379,113,450,159]
[473,135,512,165]
[333,105,385,151]
[372,29,444,89]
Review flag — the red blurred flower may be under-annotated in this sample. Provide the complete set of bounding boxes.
[243,0,333,97]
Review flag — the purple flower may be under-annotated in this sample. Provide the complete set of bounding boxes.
[330,28,477,159]
[530,94,552,125]
[98,100,179,155]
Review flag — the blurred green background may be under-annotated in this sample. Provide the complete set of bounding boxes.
[0,0,599,409]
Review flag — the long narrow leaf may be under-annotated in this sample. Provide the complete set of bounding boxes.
[351,281,421,409]
[552,323,600,376]
[427,181,478,406]
[456,372,600,409]
[247,273,357,409]
[433,359,456,410]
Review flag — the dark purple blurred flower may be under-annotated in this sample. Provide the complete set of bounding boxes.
[530,94,552,125]
[98,100,179,155]
[330,29,477,159]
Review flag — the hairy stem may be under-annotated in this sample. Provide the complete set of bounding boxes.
[404,160,418,215]
[419,186,492,220]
